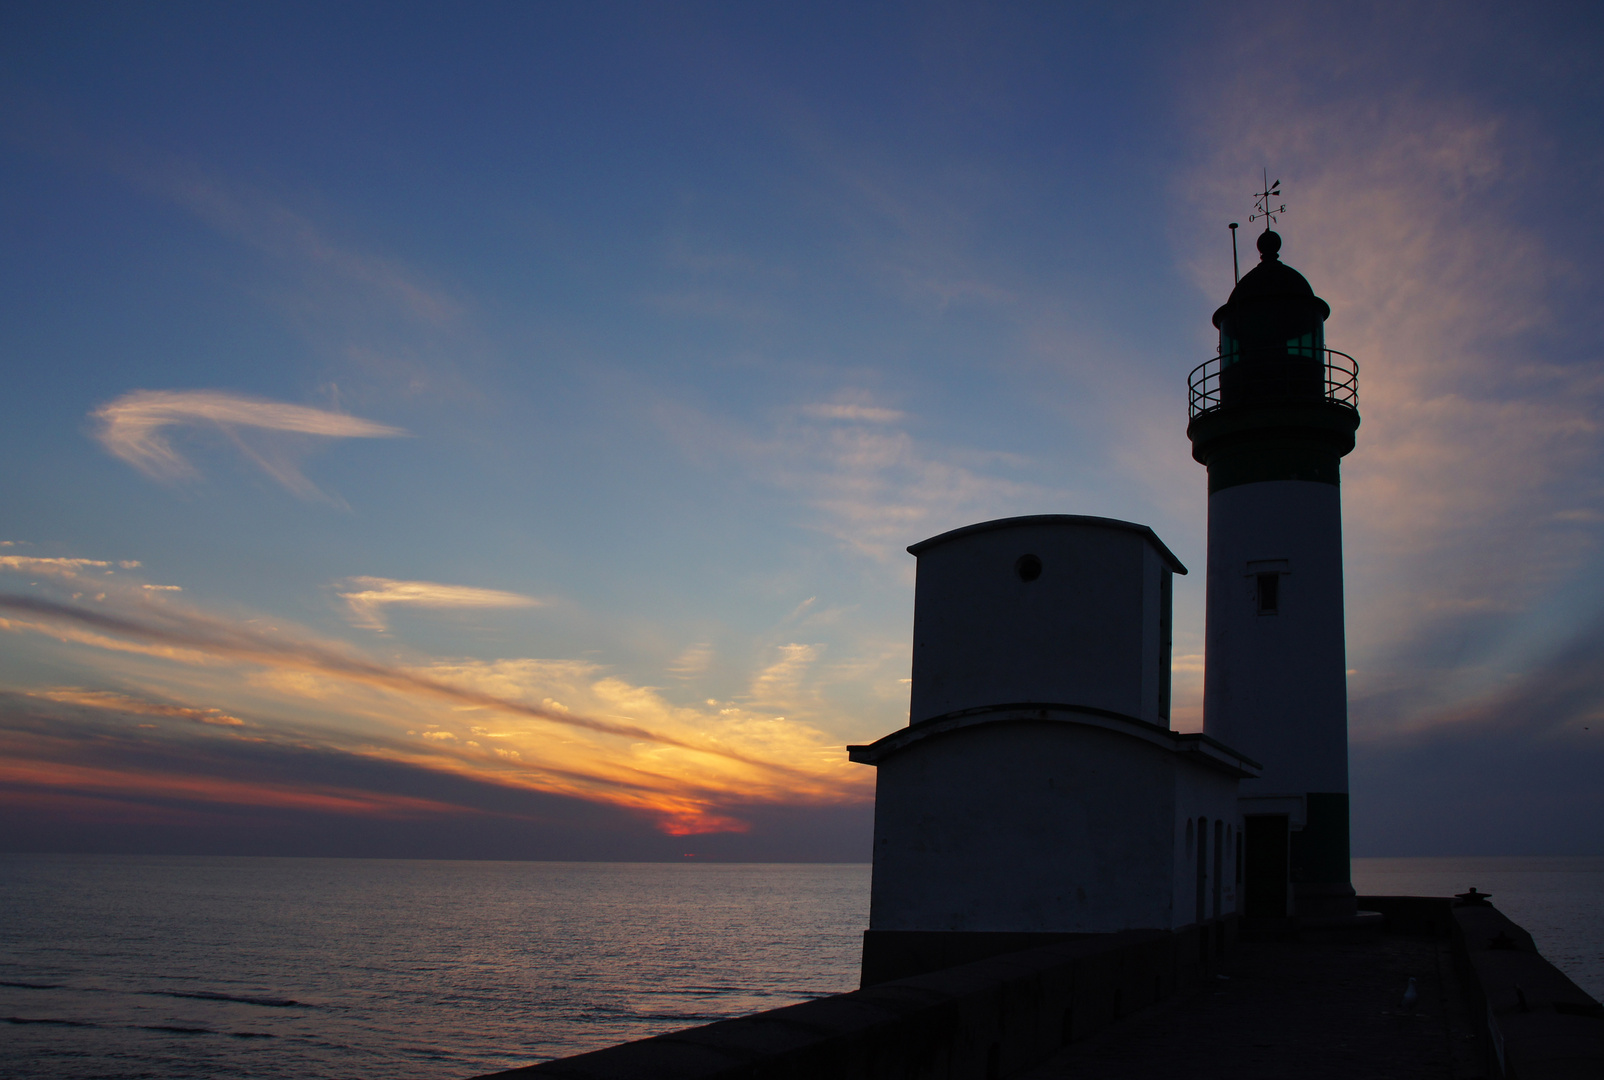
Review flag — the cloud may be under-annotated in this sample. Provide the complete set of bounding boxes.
[30,688,245,727]
[666,642,714,678]
[1348,607,1604,855]
[335,576,541,631]
[0,593,772,766]
[748,643,820,710]
[801,403,907,424]
[91,389,407,500]
[659,394,1047,563]
[1355,606,1604,744]
[0,695,873,860]
[0,585,871,835]
[0,556,114,580]
[120,156,463,327]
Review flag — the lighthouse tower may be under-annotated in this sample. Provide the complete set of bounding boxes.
[1187,228,1360,922]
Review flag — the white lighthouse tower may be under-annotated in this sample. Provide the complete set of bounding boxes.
[1187,226,1361,922]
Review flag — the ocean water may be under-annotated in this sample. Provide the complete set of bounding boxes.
[0,857,870,1080]
[2,855,1598,1080]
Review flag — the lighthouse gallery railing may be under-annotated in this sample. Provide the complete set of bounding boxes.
[1187,348,1358,419]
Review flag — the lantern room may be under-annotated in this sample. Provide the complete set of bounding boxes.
[1211,230,1331,407]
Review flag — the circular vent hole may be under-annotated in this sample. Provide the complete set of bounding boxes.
[1016,554,1042,582]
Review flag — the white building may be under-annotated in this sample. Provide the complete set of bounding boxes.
[850,515,1258,984]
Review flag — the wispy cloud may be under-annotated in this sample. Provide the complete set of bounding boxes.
[0,573,870,834]
[30,688,245,726]
[666,642,714,678]
[748,643,820,710]
[125,157,464,327]
[0,593,765,763]
[801,403,907,424]
[335,576,540,631]
[659,394,1045,563]
[0,556,114,579]
[91,389,406,501]
[0,694,868,857]
[0,728,471,821]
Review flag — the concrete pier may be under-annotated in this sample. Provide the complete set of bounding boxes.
[472,897,1603,1079]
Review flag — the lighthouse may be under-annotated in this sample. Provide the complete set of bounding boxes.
[1187,227,1360,922]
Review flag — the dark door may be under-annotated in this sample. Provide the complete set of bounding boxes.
[1243,814,1290,919]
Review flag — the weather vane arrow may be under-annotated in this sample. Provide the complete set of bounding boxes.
[1248,167,1286,230]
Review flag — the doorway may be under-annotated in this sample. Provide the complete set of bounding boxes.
[1243,814,1290,919]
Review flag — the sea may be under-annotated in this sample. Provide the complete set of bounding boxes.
[1,854,1599,1080]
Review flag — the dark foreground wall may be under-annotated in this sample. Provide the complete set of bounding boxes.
[1442,899,1604,1079]
[476,923,1226,1080]
[476,902,1604,1080]
[1362,896,1604,1080]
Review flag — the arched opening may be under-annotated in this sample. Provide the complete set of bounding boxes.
[1212,819,1224,920]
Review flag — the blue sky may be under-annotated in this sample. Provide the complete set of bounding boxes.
[3,1,1601,858]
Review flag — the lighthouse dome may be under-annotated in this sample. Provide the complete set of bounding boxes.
[1208,229,1332,390]
[1211,231,1330,328]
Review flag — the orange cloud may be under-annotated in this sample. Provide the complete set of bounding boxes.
[0,753,469,819]
[0,594,772,764]
[31,688,246,726]
[0,592,873,837]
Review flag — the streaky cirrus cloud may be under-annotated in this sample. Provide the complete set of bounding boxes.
[335,576,541,631]
[666,642,714,678]
[0,587,870,834]
[801,403,907,424]
[658,392,1047,566]
[0,593,793,774]
[91,389,407,501]
[0,694,872,860]
[144,164,465,327]
[29,688,246,727]
[0,556,114,579]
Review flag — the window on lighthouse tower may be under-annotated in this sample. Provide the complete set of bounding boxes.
[1256,572,1280,615]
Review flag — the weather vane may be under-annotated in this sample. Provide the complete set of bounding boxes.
[1249,167,1285,230]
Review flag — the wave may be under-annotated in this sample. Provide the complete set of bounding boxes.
[4,1016,99,1027]
[138,1025,275,1039]
[142,1025,213,1035]
[2,980,304,1008]
[153,990,304,1008]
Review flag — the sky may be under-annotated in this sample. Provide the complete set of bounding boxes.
[2,1,1602,861]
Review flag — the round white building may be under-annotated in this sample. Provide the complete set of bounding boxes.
[850,515,1258,984]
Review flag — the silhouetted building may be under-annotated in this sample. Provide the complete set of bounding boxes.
[849,516,1257,984]
[1187,228,1361,922]
[849,228,1364,986]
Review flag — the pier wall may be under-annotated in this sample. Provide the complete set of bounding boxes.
[477,921,1229,1079]
[476,899,1604,1080]
[1359,896,1604,1079]
[1443,899,1604,1079]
